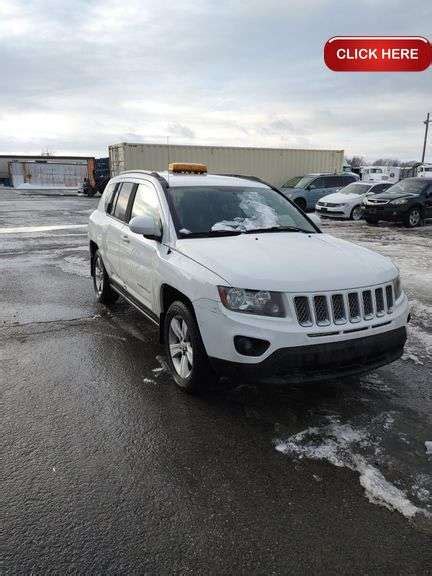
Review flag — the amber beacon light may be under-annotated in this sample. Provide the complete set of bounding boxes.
[324,36,431,72]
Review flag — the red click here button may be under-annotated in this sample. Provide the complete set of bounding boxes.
[324,36,431,72]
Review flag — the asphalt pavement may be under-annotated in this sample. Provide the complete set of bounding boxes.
[1,188,432,575]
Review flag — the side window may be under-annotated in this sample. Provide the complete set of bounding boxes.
[130,182,162,223]
[341,176,356,185]
[372,184,384,193]
[310,177,325,189]
[113,182,135,222]
[103,182,118,213]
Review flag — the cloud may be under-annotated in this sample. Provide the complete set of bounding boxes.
[0,0,431,161]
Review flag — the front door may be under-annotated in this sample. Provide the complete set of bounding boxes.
[120,181,163,312]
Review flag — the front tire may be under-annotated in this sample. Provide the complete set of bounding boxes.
[350,206,363,221]
[164,301,217,393]
[404,207,422,228]
[93,251,118,305]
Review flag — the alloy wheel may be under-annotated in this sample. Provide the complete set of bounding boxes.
[169,316,193,379]
[409,209,420,227]
[352,206,362,221]
[94,256,104,295]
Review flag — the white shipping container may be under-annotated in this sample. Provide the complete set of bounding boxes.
[109,143,344,187]
[10,161,89,189]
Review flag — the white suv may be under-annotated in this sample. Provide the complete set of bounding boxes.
[88,164,409,393]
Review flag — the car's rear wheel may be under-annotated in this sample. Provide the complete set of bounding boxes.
[404,207,422,228]
[294,198,307,211]
[350,206,363,221]
[164,300,217,393]
[365,216,379,225]
[93,251,118,304]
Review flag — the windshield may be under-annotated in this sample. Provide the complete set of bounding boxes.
[168,186,317,237]
[281,176,302,188]
[339,183,370,196]
[385,180,427,195]
[294,175,316,189]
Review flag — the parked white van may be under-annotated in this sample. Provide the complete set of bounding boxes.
[88,163,409,393]
[361,166,400,184]
[417,164,432,179]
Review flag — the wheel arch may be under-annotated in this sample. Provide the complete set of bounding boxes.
[159,284,197,344]
[89,240,98,276]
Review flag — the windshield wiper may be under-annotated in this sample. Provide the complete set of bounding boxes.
[243,226,312,234]
[179,230,243,238]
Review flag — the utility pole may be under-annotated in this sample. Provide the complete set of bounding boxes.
[421,112,431,163]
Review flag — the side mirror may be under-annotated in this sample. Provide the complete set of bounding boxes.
[129,214,162,241]
[364,191,374,197]
[309,213,321,228]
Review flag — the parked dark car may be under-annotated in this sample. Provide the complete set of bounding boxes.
[363,178,432,228]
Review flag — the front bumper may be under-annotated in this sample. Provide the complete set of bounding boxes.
[194,293,409,383]
[210,327,406,383]
[363,204,409,221]
[316,205,350,219]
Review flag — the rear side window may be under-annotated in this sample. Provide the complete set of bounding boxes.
[113,182,135,221]
[130,182,162,223]
[311,177,326,188]
[103,182,118,213]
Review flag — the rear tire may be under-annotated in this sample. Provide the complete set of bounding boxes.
[404,207,422,228]
[294,198,307,211]
[164,301,217,394]
[93,251,118,305]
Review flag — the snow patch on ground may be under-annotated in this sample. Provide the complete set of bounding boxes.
[426,442,432,456]
[275,418,429,519]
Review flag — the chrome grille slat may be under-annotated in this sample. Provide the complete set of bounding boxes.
[348,292,361,322]
[313,295,330,326]
[375,287,385,316]
[386,285,393,312]
[294,296,312,326]
[332,294,347,324]
[362,290,373,319]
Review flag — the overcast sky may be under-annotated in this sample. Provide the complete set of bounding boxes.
[1,0,431,161]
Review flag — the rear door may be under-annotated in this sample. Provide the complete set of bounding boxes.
[120,181,164,312]
[105,182,136,287]
[306,176,328,208]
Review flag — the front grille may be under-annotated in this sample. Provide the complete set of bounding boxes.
[294,296,312,326]
[314,295,330,325]
[293,282,394,328]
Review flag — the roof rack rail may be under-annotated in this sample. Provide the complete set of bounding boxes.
[149,171,169,189]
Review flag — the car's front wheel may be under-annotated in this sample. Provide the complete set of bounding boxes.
[93,251,118,304]
[350,205,363,221]
[164,300,217,393]
[404,206,422,228]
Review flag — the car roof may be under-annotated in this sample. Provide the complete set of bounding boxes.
[117,170,271,188]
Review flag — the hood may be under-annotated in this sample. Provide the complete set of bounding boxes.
[175,233,397,292]
[372,191,419,201]
[320,191,362,205]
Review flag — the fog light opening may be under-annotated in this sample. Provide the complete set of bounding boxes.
[234,336,270,357]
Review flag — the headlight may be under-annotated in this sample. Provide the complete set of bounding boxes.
[218,286,285,317]
[393,275,402,300]
[390,198,408,205]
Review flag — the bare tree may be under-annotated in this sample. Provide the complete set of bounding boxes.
[346,156,366,168]
[372,158,400,166]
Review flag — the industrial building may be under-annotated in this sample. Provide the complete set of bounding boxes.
[109,143,344,187]
[0,155,95,188]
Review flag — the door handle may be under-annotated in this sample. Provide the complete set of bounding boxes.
[121,235,130,243]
